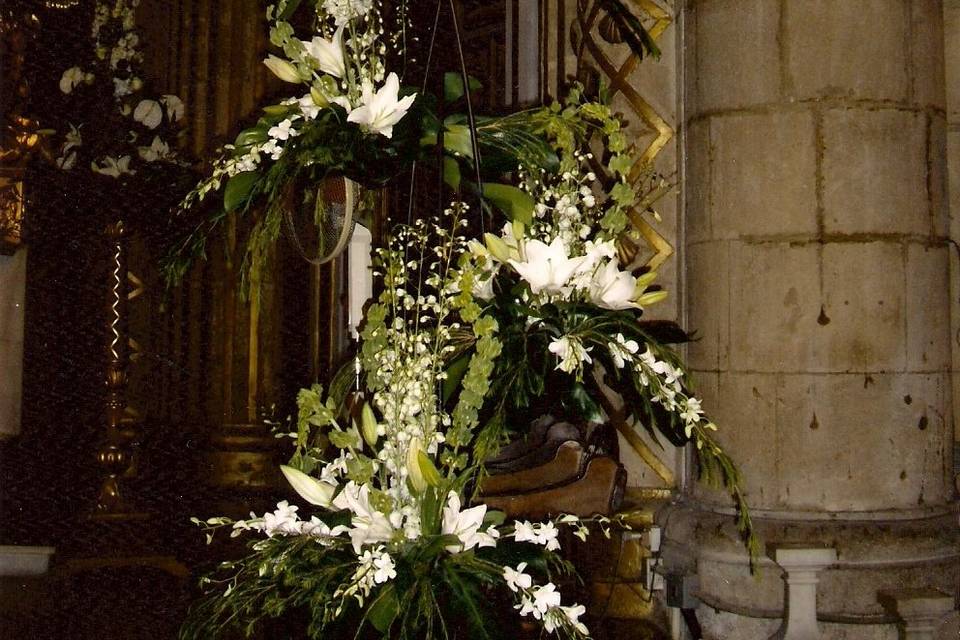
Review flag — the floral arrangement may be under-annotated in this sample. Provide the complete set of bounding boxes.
[176,2,757,638]
[182,206,616,639]
[52,0,186,178]
[460,94,757,547]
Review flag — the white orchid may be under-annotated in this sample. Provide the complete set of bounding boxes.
[545,604,588,634]
[91,155,134,178]
[268,118,299,141]
[508,237,587,295]
[588,259,639,310]
[303,26,346,79]
[347,73,417,139]
[517,583,562,620]
[298,94,322,120]
[133,99,163,129]
[503,562,533,592]
[607,333,640,369]
[137,136,171,162]
[441,491,498,554]
[512,520,561,551]
[547,336,592,374]
[62,124,83,154]
[262,501,302,536]
[59,67,86,94]
[161,94,185,122]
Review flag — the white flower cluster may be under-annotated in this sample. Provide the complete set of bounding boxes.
[261,1,414,138]
[503,563,588,636]
[336,545,396,607]
[57,0,186,176]
[630,343,717,439]
[322,0,375,26]
[513,520,561,551]
[232,500,347,540]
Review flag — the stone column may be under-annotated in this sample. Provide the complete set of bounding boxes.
[674,1,959,638]
[944,0,960,495]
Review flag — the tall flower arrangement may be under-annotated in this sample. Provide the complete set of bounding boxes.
[52,0,186,178]
[459,93,758,552]
[164,0,423,288]
[182,205,613,639]
[177,3,759,637]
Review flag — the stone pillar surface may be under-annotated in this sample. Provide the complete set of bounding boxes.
[944,0,960,494]
[675,1,959,638]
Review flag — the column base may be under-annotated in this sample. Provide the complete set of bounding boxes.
[661,502,960,640]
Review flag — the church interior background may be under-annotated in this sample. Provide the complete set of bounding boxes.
[0,0,959,638]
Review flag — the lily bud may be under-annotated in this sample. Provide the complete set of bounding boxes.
[280,465,336,508]
[360,402,378,447]
[484,233,511,263]
[636,290,669,307]
[417,450,442,487]
[407,439,427,492]
[263,55,302,83]
[310,85,329,108]
[511,220,525,244]
[634,270,657,291]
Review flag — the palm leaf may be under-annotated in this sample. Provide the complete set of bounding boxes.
[598,0,661,60]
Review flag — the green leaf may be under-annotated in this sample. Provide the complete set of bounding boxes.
[442,156,462,190]
[223,171,260,212]
[328,428,360,450]
[443,72,483,103]
[482,183,534,225]
[443,124,474,158]
[234,127,268,149]
[368,585,399,633]
[567,382,605,423]
[277,0,303,20]
[442,351,472,404]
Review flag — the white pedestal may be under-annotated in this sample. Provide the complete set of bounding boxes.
[878,589,956,640]
[768,546,837,640]
[0,546,55,576]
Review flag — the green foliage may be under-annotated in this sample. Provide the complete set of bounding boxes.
[481,183,535,225]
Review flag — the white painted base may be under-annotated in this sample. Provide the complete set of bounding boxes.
[0,546,55,576]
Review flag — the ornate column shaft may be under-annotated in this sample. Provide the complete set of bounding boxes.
[676,1,958,638]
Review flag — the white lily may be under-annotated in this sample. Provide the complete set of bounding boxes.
[588,259,639,310]
[346,73,417,139]
[508,237,587,295]
[263,54,302,83]
[302,26,346,79]
[133,99,163,129]
[333,482,395,552]
[280,465,337,508]
[441,491,498,554]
